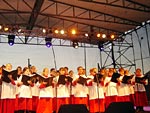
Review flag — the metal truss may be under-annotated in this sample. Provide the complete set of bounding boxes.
[98,21,150,72]
[98,33,136,71]
[79,0,150,12]
[0,0,145,44]
[0,34,97,48]
[46,0,140,26]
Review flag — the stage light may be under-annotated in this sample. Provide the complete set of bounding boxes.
[18,28,22,33]
[71,29,76,35]
[42,28,46,33]
[54,29,59,34]
[97,33,101,38]
[102,34,106,38]
[45,37,52,48]
[110,34,115,39]
[4,27,9,31]
[85,33,88,37]
[60,30,65,34]
[98,42,104,51]
[8,35,15,46]
[73,41,79,49]
[0,25,2,30]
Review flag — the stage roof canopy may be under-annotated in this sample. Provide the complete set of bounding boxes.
[0,0,150,45]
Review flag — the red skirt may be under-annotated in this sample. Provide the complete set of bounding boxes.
[117,95,130,102]
[130,94,135,105]
[18,98,32,111]
[1,99,16,113]
[36,98,53,113]
[105,95,118,108]
[32,96,39,111]
[89,99,105,113]
[15,95,19,111]
[73,97,88,107]
[53,97,57,112]
[56,98,69,113]
[134,91,148,106]
[0,99,2,113]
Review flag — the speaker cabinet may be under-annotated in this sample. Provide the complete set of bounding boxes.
[58,104,89,113]
[105,102,135,113]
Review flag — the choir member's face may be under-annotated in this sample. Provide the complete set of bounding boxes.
[43,68,49,77]
[135,69,141,76]
[119,69,124,76]
[51,70,56,77]
[91,69,97,76]
[31,66,37,73]
[124,70,129,75]
[24,69,31,75]
[100,69,105,75]
[6,64,12,71]
[108,71,113,77]
[17,67,22,75]
[60,69,65,75]
[78,67,83,75]
[69,71,74,77]
[64,68,68,75]
[0,67,2,74]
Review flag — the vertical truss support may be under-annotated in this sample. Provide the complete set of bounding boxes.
[135,30,145,74]
[145,25,150,56]
[99,34,136,71]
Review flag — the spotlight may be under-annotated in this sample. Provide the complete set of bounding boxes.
[98,42,104,51]
[85,33,88,37]
[45,37,52,48]
[42,28,46,33]
[4,27,9,32]
[110,34,115,39]
[54,29,59,34]
[72,41,79,49]
[8,35,15,46]
[60,30,65,34]
[0,25,2,30]
[97,33,101,38]
[102,34,106,38]
[18,28,22,33]
[71,29,76,35]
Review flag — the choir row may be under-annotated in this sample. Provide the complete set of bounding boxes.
[0,64,149,113]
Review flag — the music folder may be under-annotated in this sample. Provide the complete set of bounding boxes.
[2,69,18,83]
[58,75,67,85]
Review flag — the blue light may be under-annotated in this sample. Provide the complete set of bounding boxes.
[46,42,52,48]
[8,40,14,46]
[8,35,15,46]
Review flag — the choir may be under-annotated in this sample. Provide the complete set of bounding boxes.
[0,63,149,113]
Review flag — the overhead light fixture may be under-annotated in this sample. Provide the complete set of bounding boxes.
[54,29,59,34]
[45,37,52,48]
[102,34,106,38]
[98,42,104,51]
[8,35,15,46]
[72,41,79,49]
[97,33,101,38]
[85,33,88,37]
[18,28,22,33]
[60,29,65,34]
[0,25,2,30]
[4,27,9,32]
[71,29,76,35]
[110,34,115,39]
[42,28,46,33]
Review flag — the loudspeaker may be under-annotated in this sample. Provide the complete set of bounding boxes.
[58,104,89,113]
[105,102,135,113]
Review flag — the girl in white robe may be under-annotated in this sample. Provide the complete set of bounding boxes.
[36,68,54,113]
[1,63,17,113]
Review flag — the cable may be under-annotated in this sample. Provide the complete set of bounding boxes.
[51,45,57,70]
